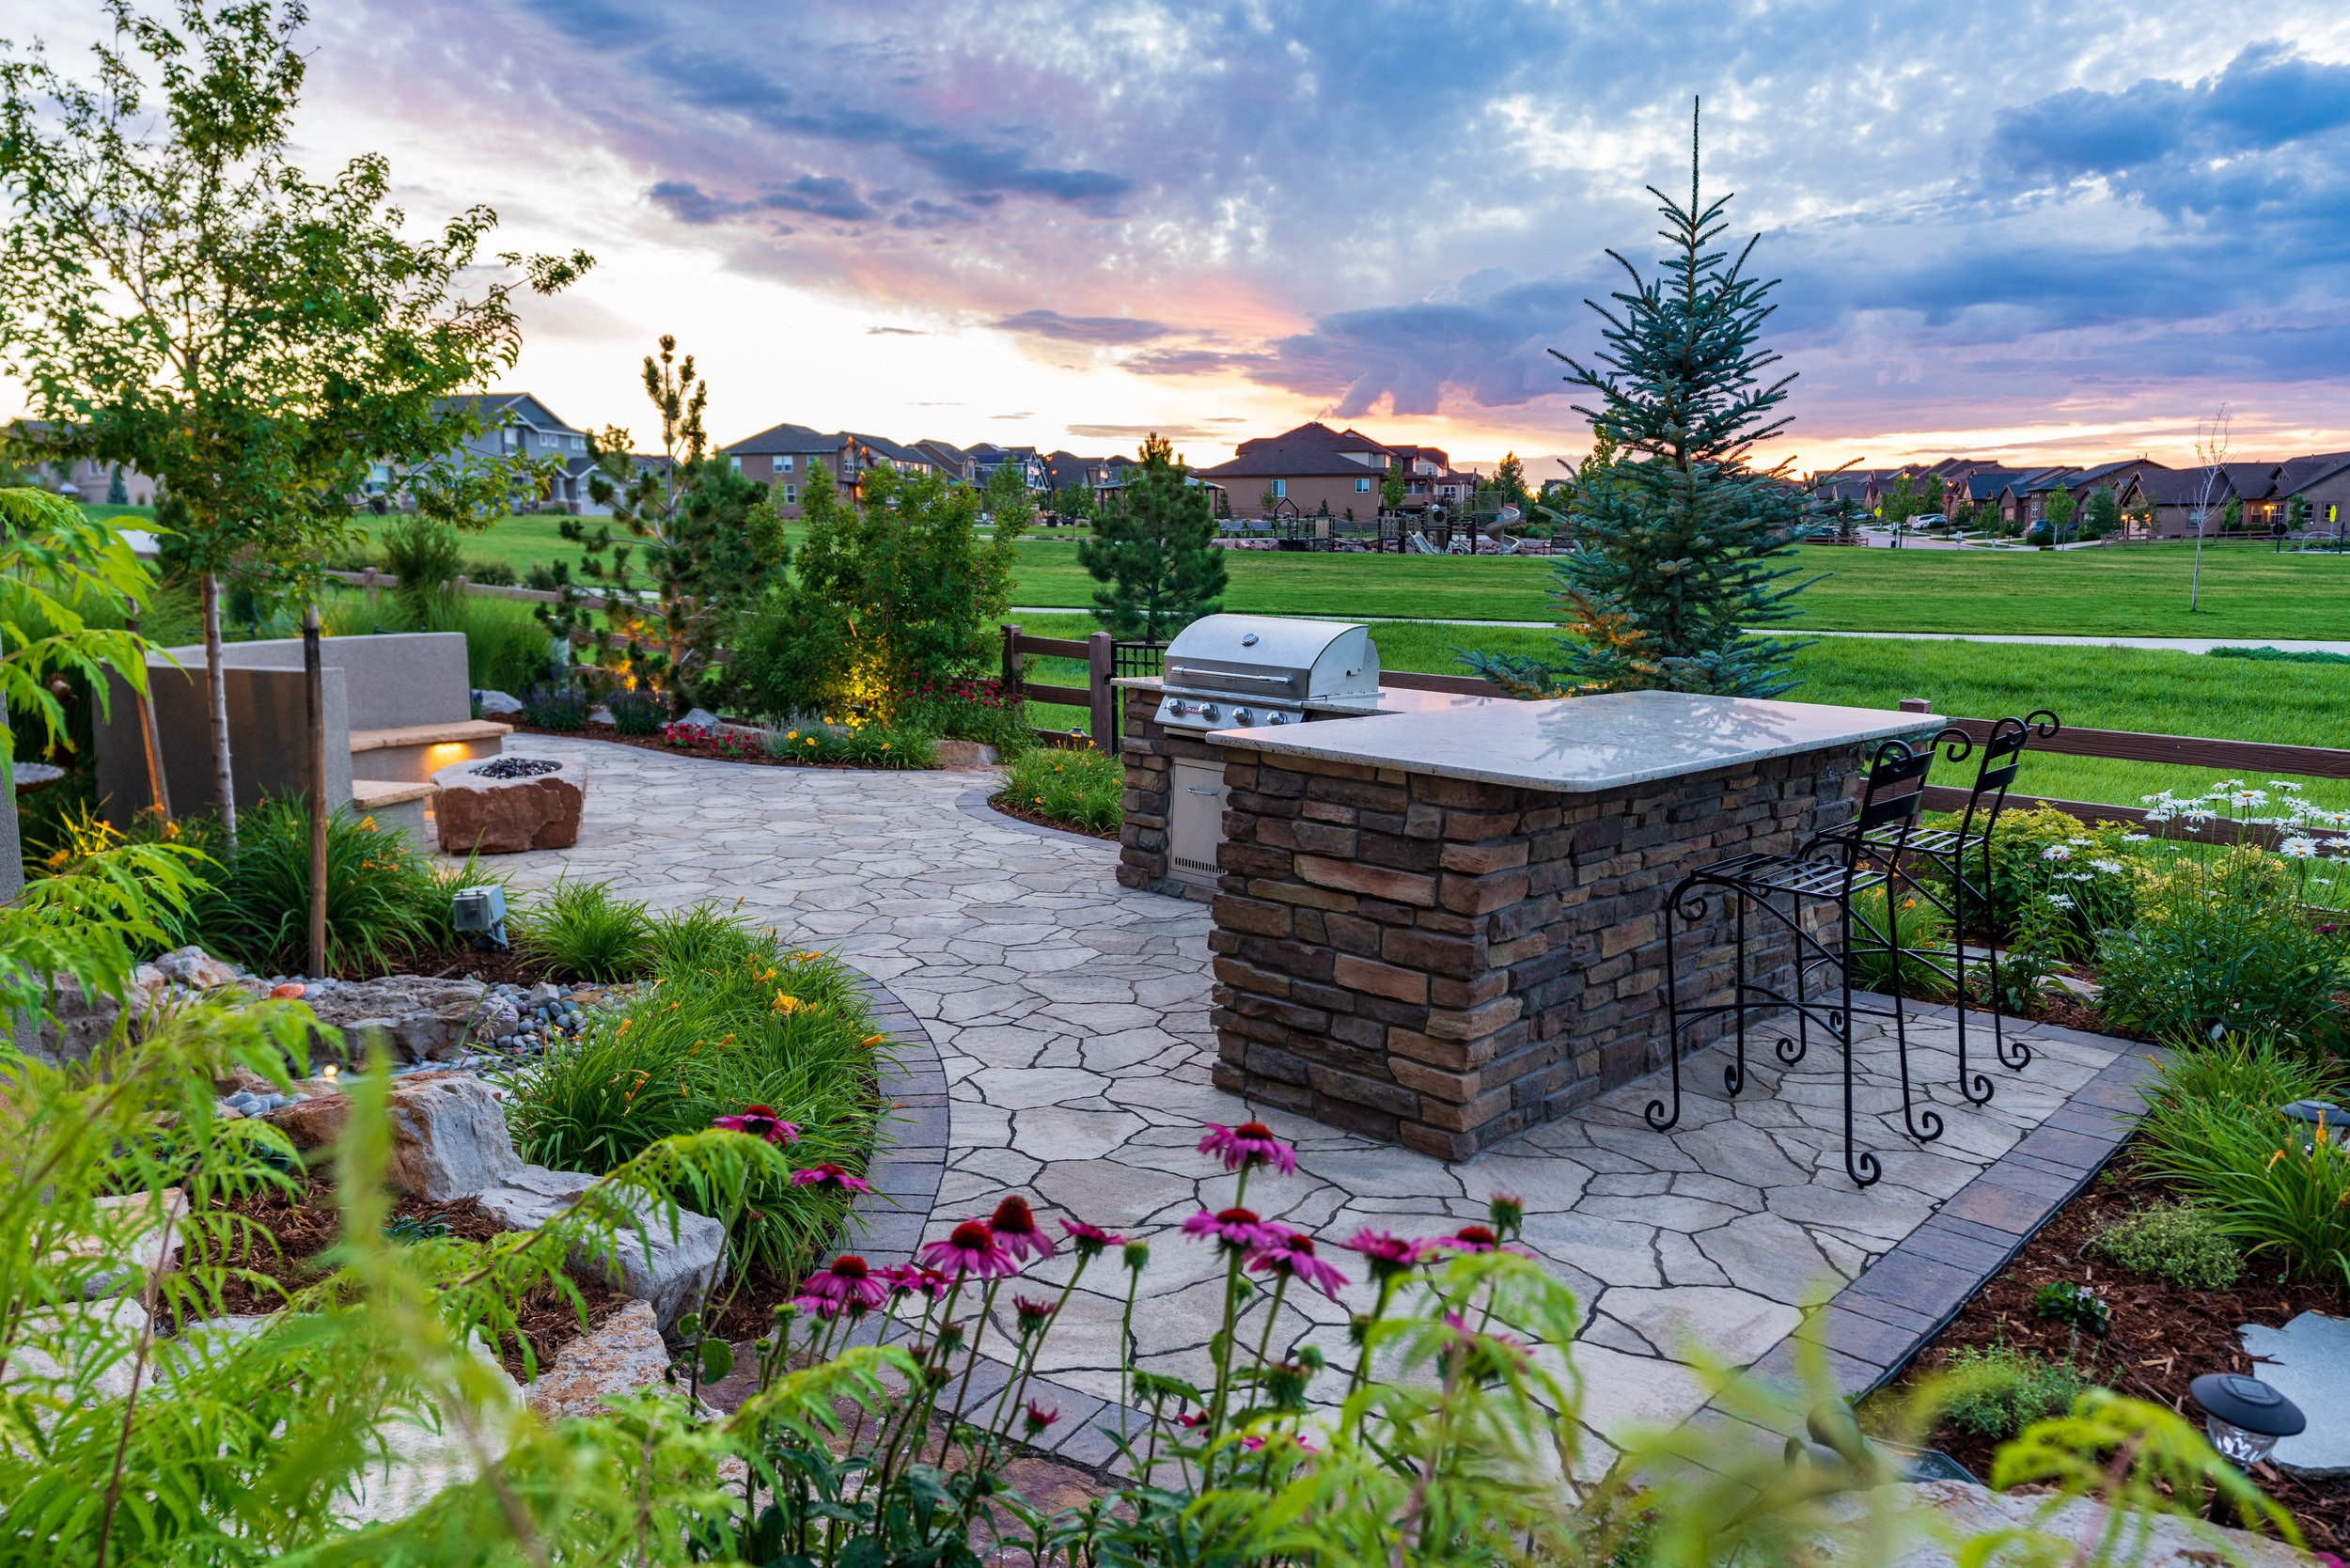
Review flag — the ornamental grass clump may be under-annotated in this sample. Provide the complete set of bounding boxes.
[515,877,653,981]
[997,745,1123,835]
[2135,1037,2350,1286]
[500,929,887,1279]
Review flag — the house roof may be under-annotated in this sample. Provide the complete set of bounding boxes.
[2126,465,2234,505]
[2220,462,2280,497]
[2277,451,2350,494]
[913,439,971,473]
[723,421,843,456]
[845,431,932,466]
[435,392,581,433]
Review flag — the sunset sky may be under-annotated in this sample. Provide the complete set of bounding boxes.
[13,0,2350,474]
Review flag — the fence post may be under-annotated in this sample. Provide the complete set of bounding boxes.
[1088,631,1115,752]
[1001,623,1024,696]
[1898,697,1932,713]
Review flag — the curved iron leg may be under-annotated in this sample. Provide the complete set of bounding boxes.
[1888,873,1946,1144]
[1778,888,1811,1068]
[1984,835,2031,1072]
[1725,886,1748,1096]
[1841,884,1882,1187]
[1648,879,1688,1132]
[1954,849,1993,1104]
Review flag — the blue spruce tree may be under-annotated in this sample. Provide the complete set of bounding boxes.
[1467,102,1814,698]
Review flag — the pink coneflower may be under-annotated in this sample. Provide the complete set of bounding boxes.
[1013,1294,1059,1334]
[1443,1309,1529,1371]
[1060,1217,1126,1259]
[712,1105,801,1145]
[988,1195,1056,1262]
[1023,1400,1058,1436]
[1340,1228,1423,1281]
[1246,1229,1350,1300]
[799,1253,887,1312]
[879,1262,950,1300]
[1177,1409,1210,1430]
[1197,1121,1297,1175]
[1183,1205,1282,1252]
[792,1291,846,1320]
[919,1219,1020,1278]
[791,1163,874,1195]
[1487,1191,1525,1234]
[1426,1223,1526,1257]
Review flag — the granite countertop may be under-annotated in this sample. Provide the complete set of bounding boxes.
[1205,690,1941,794]
[1111,676,1491,717]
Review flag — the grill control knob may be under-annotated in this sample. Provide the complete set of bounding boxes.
[1167,699,1189,716]
[1233,708,1255,726]
[1265,711,1290,725]
[1198,703,1221,722]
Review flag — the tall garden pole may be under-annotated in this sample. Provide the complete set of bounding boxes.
[303,603,328,977]
[123,599,171,823]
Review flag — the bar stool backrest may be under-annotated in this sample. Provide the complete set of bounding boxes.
[1851,739,1936,852]
[1950,709,2060,842]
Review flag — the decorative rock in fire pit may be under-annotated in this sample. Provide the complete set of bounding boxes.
[434,752,586,854]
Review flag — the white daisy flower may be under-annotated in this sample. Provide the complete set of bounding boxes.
[2041,844,2072,860]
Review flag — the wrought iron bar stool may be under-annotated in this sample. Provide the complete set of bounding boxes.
[1842,711,2061,1105]
[1653,737,1939,1187]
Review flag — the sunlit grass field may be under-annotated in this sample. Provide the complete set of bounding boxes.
[1007,538,2350,638]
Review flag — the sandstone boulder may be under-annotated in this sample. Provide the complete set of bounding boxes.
[434,753,586,854]
[476,1165,725,1328]
[525,1299,672,1420]
[473,687,525,717]
[155,945,245,990]
[265,1071,523,1201]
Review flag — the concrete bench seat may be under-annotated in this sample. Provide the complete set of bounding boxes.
[348,719,512,784]
[352,776,438,842]
[349,719,514,754]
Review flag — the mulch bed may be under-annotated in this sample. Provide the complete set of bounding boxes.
[194,1179,632,1380]
[985,792,1118,841]
[1882,1160,2346,1550]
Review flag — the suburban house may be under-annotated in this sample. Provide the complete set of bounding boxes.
[719,424,946,517]
[7,429,159,506]
[964,443,1052,493]
[431,393,602,512]
[914,439,976,481]
[2272,452,2350,538]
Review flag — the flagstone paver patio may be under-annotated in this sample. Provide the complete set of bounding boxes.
[486,736,2139,1471]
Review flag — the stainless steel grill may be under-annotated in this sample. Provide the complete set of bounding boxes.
[1152,614,1380,733]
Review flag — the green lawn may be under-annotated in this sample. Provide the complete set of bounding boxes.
[1010,540,2350,638]
[1012,609,2350,810]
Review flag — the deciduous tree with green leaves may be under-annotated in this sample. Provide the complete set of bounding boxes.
[2044,481,2076,542]
[2082,485,2121,541]
[1465,102,1812,698]
[0,0,588,843]
[1075,433,1229,642]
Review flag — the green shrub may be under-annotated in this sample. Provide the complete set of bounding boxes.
[2089,1201,2243,1290]
[461,557,517,587]
[605,689,665,736]
[422,593,554,694]
[997,745,1122,834]
[1939,1344,2090,1440]
[1976,805,2139,950]
[1847,886,1955,998]
[2136,1038,2350,1286]
[500,936,886,1277]
[517,879,653,982]
[900,675,1033,754]
[760,721,935,769]
[380,515,462,620]
[519,684,588,730]
[2094,855,2348,1049]
[194,799,441,976]
[2032,1278,2110,1335]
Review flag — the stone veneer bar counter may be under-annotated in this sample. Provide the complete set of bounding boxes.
[1190,691,1937,1159]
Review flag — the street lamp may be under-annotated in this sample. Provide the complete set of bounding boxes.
[2187,1373,2305,1466]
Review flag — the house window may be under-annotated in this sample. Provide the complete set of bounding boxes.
[782,484,798,505]
[1355,477,1371,493]
[499,427,517,451]
[1271,479,1287,499]
[776,455,794,473]
[729,456,742,474]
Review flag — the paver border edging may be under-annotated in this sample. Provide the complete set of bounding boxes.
[952,784,1116,849]
[1726,998,2168,1435]
[834,968,1150,1476]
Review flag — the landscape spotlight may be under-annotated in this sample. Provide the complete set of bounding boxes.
[451,885,509,950]
[2187,1373,2304,1466]
[2280,1099,2340,1128]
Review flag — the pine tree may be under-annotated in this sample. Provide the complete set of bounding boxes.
[1494,451,1529,507]
[1465,102,1813,698]
[543,337,785,711]
[1076,433,1228,642]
